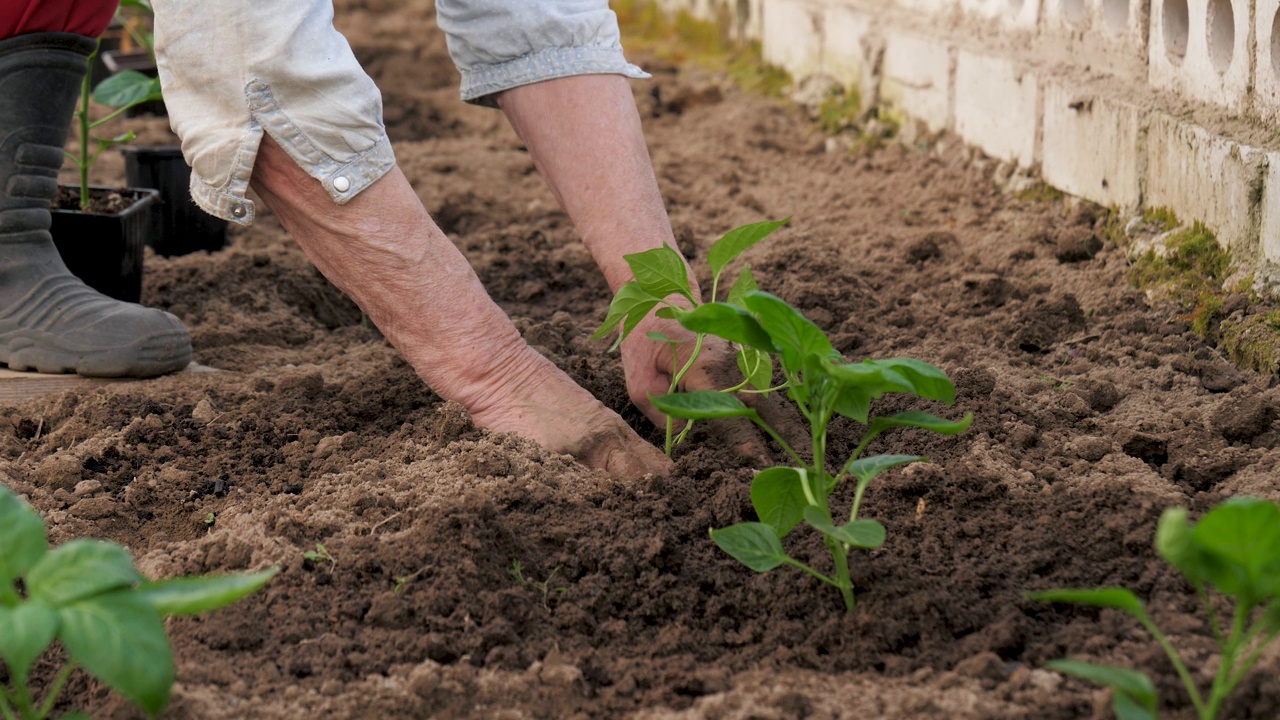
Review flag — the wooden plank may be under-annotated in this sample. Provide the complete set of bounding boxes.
[0,365,217,404]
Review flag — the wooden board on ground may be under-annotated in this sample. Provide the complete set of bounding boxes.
[0,364,217,404]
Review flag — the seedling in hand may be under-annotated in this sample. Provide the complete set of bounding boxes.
[652,289,971,611]
[593,219,789,455]
[303,543,336,571]
[0,485,276,719]
[1029,497,1280,720]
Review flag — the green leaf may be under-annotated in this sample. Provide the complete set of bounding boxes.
[750,467,809,536]
[707,219,789,277]
[135,567,278,616]
[27,540,142,607]
[646,331,681,344]
[671,303,777,351]
[846,454,923,491]
[869,411,974,437]
[92,71,162,108]
[118,0,153,10]
[1027,587,1146,616]
[802,507,886,548]
[709,523,790,572]
[58,590,174,716]
[592,283,661,344]
[1191,498,1280,604]
[1156,507,1206,586]
[831,384,873,424]
[737,347,774,392]
[1045,661,1157,719]
[0,600,58,681]
[651,391,754,420]
[725,264,759,308]
[0,485,48,591]
[743,291,836,372]
[866,358,958,405]
[623,245,693,303]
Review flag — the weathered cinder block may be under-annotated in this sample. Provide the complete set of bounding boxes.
[821,5,873,94]
[1255,0,1280,120]
[961,0,1039,29]
[1041,0,1148,64]
[1041,83,1143,208]
[1259,153,1280,267]
[954,50,1039,167]
[761,0,824,80]
[1148,0,1251,112]
[880,31,952,133]
[1146,114,1265,253]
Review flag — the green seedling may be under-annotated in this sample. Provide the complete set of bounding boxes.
[509,561,567,607]
[651,289,971,611]
[203,512,215,527]
[303,544,336,571]
[1029,497,1280,720]
[0,485,277,719]
[594,219,789,455]
[392,568,425,595]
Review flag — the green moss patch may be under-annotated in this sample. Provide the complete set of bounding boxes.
[1127,221,1230,337]
[1223,311,1280,375]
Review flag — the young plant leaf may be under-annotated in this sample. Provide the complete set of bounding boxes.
[623,245,694,304]
[92,70,162,108]
[646,331,681,344]
[57,590,175,716]
[869,411,974,437]
[1045,660,1157,720]
[803,507,887,548]
[737,346,774,392]
[0,600,58,681]
[592,283,661,344]
[866,358,958,405]
[26,539,142,607]
[1189,497,1280,604]
[1027,587,1146,616]
[725,264,759,308]
[670,303,777,351]
[651,391,754,420]
[831,384,873,424]
[1155,506,1206,586]
[750,467,809,537]
[707,218,789,277]
[709,523,791,572]
[0,485,48,592]
[845,454,923,490]
[135,567,279,616]
[743,291,836,371]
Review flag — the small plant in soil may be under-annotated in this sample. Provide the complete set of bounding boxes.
[594,219,789,454]
[1029,497,1280,720]
[0,485,277,719]
[509,561,567,607]
[303,543,336,571]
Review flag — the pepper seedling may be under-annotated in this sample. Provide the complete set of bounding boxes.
[651,289,972,611]
[593,219,789,454]
[1029,497,1280,720]
[0,484,277,719]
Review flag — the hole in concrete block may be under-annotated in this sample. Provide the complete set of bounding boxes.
[1063,0,1087,26]
[1102,0,1129,34]
[1206,0,1235,74]
[1272,7,1280,80]
[1162,0,1189,64]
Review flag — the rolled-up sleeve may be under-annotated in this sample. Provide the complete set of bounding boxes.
[435,0,649,106]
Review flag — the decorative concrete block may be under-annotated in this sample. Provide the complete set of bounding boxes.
[880,31,952,133]
[1042,84,1142,208]
[761,0,824,80]
[822,5,872,92]
[1148,0,1250,112]
[954,50,1039,167]
[961,0,1039,29]
[1255,0,1280,120]
[1146,114,1265,252]
[1042,0,1148,62]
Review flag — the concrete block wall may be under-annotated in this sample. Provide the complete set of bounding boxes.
[645,0,1280,295]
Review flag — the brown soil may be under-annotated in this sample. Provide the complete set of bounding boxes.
[8,1,1280,718]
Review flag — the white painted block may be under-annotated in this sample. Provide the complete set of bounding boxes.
[1256,0,1280,120]
[1042,83,1142,208]
[1148,0,1250,112]
[954,51,1039,167]
[1261,153,1280,265]
[822,5,872,92]
[879,31,952,133]
[761,0,824,80]
[960,0,1039,29]
[1146,114,1265,252]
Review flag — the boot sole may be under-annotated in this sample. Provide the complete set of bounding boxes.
[0,328,192,378]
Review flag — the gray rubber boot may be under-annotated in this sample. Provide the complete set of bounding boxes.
[0,33,191,378]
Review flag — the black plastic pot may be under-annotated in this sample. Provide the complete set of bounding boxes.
[50,187,158,304]
[122,147,229,257]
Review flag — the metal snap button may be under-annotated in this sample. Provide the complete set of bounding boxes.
[231,203,247,218]
[333,176,351,193]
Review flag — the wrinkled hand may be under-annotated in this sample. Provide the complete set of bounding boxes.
[621,311,803,463]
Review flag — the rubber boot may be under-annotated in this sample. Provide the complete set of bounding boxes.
[0,33,191,378]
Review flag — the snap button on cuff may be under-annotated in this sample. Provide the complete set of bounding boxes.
[231,203,247,219]
[333,176,351,192]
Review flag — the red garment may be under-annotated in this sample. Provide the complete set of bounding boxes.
[1,0,120,39]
